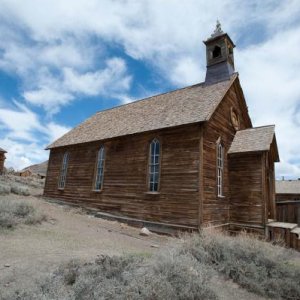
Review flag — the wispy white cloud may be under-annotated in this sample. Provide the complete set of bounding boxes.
[63,58,132,97]
[0,102,43,141]
[0,102,70,170]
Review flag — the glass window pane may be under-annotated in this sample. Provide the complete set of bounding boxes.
[155,142,160,155]
[148,139,160,191]
[94,147,105,190]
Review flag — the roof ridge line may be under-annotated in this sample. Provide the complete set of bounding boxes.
[93,82,205,116]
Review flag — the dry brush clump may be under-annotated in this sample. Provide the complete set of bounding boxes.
[0,198,47,229]
[5,252,217,300]
[180,229,300,300]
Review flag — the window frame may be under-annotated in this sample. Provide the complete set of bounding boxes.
[216,139,224,197]
[93,146,106,192]
[58,152,69,190]
[147,138,161,193]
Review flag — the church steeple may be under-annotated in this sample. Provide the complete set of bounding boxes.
[203,21,236,84]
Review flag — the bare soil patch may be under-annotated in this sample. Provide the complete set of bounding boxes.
[0,191,169,295]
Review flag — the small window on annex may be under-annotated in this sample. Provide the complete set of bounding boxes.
[217,141,224,197]
[148,138,160,192]
[94,146,105,191]
[58,152,69,189]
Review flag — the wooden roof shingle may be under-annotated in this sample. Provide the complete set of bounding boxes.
[228,125,276,155]
[47,74,237,149]
[276,180,300,195]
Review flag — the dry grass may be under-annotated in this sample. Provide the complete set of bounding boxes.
[0,175,45,195]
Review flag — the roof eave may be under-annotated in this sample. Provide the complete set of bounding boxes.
[46,121,207,150]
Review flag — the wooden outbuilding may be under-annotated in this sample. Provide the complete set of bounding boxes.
[44,23,280,234]
[21,161,48,179]
[0,147,7,175]
[276,180,300,225]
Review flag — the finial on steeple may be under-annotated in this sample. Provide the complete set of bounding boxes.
[211,20,224,38]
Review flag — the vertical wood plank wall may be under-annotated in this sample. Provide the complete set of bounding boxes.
[202,83,251,226]
[276,194,300,225]
[228,153,265,228]
[0,153,5,174]
[44,124,201,227]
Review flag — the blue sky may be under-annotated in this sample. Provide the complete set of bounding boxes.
[0,0,300,179]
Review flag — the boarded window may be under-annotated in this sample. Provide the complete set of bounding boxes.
[94,146,105,191]
[217,142,224,197]
[148,139,160,192]
[58,152,69,189]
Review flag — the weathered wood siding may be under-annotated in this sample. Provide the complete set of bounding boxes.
[276,194,300,225]
[44,124,201,227]
[276,193,300,202]
[0,153,5,174]
[202,81,251,226]
[228,153,265,228]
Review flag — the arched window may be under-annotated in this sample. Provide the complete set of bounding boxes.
[217,141,224,197]
[58,152,69,189]
[94,146,105,191]
[148,138,160,192]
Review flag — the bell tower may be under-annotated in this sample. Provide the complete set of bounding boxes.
[204,21,236,84]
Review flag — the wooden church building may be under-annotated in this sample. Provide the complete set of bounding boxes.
[44,23,280,234]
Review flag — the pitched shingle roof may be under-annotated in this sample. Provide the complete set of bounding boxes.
[228,125,276,155]
[0,147,7,153]
[276,180,300,194]
[47,74,237,149]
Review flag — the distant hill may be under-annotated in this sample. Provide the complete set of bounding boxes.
[22,160,48,176]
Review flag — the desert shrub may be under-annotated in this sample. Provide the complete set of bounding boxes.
[0,211,18,228]
[24,212,47,225]
[10,183,30,196]
[181,230,300,300]
[6,253,217,300]
[0,198,46,229]
[0,183,11,195]
[14,202,35,217]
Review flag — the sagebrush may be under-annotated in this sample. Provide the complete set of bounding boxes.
[181,229,300,300]
[0,198,47,229]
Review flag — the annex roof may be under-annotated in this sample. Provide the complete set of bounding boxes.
[228,125,279,160]
[47,74,238,149]
[276,180,300,195]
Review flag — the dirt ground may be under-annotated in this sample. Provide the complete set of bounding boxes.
[0,182,268,300]
[0,192,170,294]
